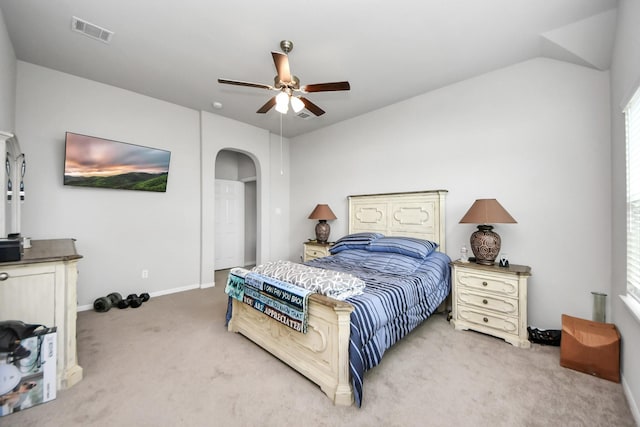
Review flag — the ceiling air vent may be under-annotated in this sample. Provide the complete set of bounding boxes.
[71,16,113,44]
[296,111,312,119]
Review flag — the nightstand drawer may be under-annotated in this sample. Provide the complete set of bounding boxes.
[305,247,329,259]
[457,307,519,335]
[303,242,333,262]
[457,290,518,316]
[455,269,519,297]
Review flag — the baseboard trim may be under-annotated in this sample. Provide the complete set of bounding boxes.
[77,283,203,312]
[77,303,94,312]
[622,375,640,426]
[150,283,201,298]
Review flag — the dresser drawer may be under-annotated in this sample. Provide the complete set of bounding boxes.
[457,289,518,316]
[455,268,519,297]
[457,307,519,335]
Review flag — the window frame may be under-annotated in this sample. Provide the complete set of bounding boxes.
[621,84,640,322]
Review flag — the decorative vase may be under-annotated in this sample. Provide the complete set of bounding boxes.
[470,225,501,265]
[592,292,607,323]
[315,220,330,243]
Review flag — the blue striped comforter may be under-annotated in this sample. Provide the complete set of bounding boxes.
[306,249,451,407]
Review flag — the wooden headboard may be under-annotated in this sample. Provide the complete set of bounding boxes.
[348,190,447,252]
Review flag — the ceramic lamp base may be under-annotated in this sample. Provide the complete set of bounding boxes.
[315,220,330,243]
[470,225,501,265]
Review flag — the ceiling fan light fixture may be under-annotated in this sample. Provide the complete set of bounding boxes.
[218,40,350,117]
[275,91,289,114]
[290,96,305,113]
[275,103,288,114]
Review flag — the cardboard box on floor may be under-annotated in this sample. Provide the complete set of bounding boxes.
[0,327,57,417]
[560,314,620,383]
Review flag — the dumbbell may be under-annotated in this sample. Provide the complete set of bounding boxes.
[93,292,123,312]
[117,293,151,309]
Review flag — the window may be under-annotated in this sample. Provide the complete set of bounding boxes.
[625,86,640,305]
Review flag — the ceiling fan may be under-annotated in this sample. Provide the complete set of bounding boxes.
[218,40,350,117]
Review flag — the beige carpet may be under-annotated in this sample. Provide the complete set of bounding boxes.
[5,270,635,427]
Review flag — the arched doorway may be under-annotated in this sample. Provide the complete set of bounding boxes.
[214,149,257,270]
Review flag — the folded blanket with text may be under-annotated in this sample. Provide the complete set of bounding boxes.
[252,260,366,300]
[225,268,311,333]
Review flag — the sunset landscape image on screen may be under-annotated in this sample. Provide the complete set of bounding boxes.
[64,132,171,192]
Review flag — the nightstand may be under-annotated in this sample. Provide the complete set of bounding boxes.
[450,260,531,348]
[303,241,333,262]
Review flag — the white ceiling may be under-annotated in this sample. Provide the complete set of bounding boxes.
[0,0,618,138]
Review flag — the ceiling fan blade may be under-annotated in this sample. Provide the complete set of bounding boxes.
[299,97,325,116]
[218,78,273,90]
[302,81,351,93]
[257,97,277,114]
[272,51,292,83]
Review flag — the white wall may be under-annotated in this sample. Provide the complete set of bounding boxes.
[15,61,202,306]
[12,60,291,304]
[0,7,15,131]
[200,112,290,286]
[290,57,611,330]
[610,0,640,421]
[214,150,242,180]
[268,132,290,262]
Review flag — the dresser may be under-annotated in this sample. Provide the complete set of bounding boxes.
[0,239,83,389]
[450,260,531,348]
[303,241,333,262]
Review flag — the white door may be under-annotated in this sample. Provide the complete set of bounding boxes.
[215,179,245,270]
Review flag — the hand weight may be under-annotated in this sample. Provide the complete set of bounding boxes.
[127,294,143,308]
[93,292,124,312]
[95,292,149,311]
[93,296,112,312]
[121,293,150,309]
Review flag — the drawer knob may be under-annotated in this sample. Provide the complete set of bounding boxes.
[482,299,488,305]
[0,272,9,281]
[482,281,488,287]
[483,317,489,323]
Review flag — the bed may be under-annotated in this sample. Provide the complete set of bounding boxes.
[226,190,450,406]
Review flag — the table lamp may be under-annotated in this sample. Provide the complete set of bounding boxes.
[459,199,516,265]
[308,204,337,243]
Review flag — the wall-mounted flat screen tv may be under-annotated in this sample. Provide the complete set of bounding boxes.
[63,132,171,192]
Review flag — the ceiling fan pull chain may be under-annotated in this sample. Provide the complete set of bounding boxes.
[280,113,284,176]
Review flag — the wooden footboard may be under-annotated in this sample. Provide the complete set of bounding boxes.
[228,293,355,405]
